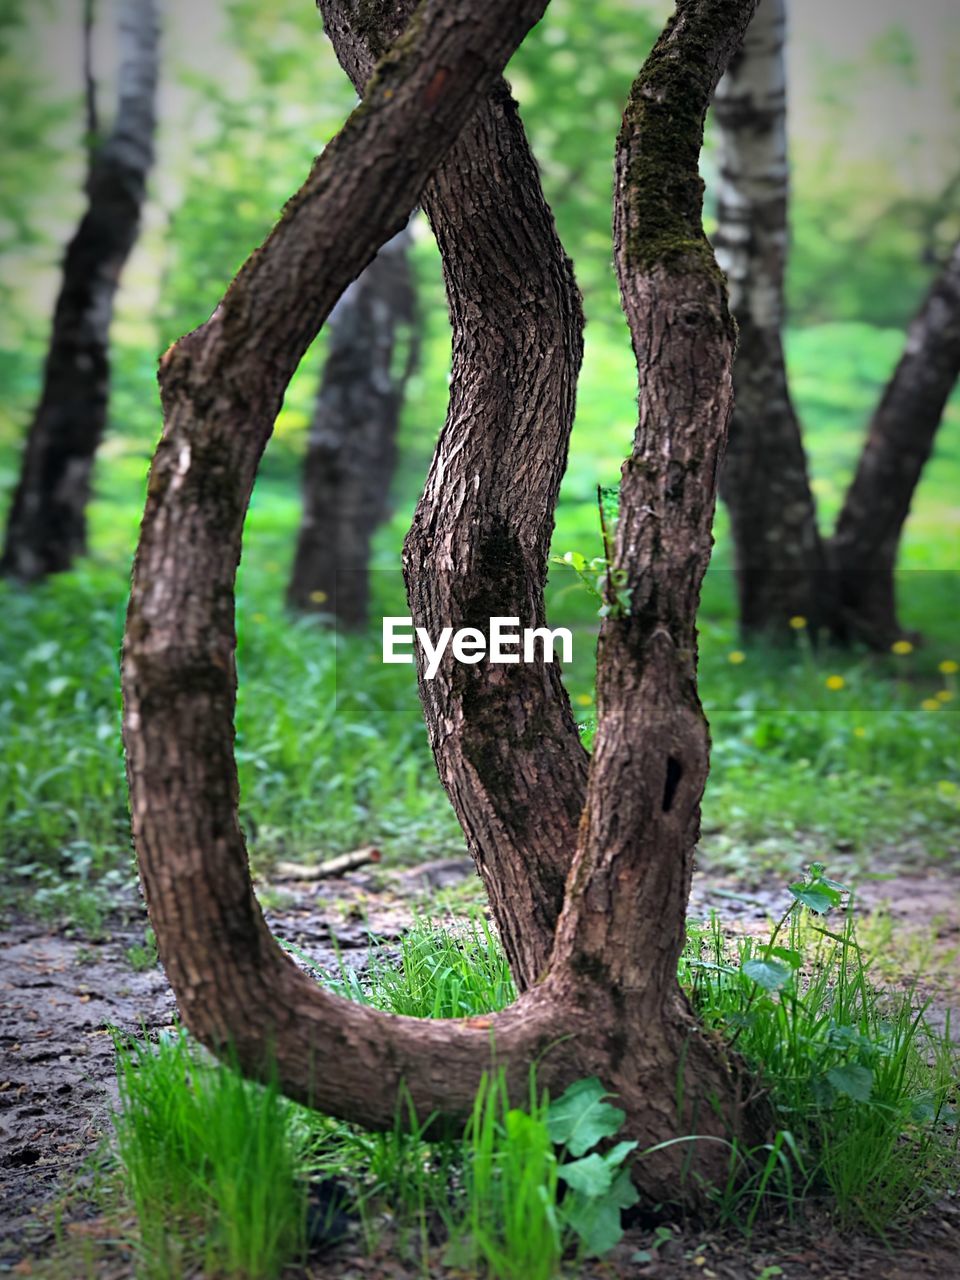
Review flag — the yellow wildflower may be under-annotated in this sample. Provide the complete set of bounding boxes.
[937,689,955,703]
[891,639,914,655]
[789,615,807,630]
[938,659,959,675]
[921,698,941,712]
[575,693,593,707]
[853,726,866,738]
[309,590,328,605]
[825,675,845,691]
[728,650,746,665]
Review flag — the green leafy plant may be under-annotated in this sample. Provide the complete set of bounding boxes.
[445,1070,637,1278]
[125,926,158,972]
[548,1077,638,1255]
[552,485,632,619]
[682,866,959,1234]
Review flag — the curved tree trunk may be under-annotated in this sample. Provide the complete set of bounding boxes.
[317,0,590,990]
[712,0,826,638]
[829,236,960,646]
[1,0,158,582]
[121,0,764,1210]
[546,0,764,1191]
[123,0,567,1121]
[287,225,419,626]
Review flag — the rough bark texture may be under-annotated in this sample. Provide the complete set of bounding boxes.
[712,0,826,637]
[548,0,764,1192]
[287,225,418,626]
[122,0,572,1136]
[1,0,158,581]
[122,0,766,1207]
[317,0,589,990]
[830,237,960,647]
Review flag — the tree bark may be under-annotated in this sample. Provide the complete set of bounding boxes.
[712,0,826,637]
[316,0,590,990]
[1,0,159,581]
[829,236,960,646]
[546,0,763,1193]
[122,0,765,1208]
[122,0,570,1125]
[287,225,418,626]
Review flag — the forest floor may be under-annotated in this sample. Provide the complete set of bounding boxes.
[2,854,959,1279]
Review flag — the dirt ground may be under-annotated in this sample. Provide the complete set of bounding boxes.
[1,857,958,1278]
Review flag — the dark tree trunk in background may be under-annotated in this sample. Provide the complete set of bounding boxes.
[829,237,960,647]
[713,0,826,637]
[122,0,766,1208]
[1,0,158,582]
[287,225,419,626]
[713,1,959,647]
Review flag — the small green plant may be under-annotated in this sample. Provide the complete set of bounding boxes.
[125,925,158,972]
[445,1071,637,1278]
[112,1028,310,1279]
[552,485,632,619]
[547,1076,638,1255]
[682,865,959,1234]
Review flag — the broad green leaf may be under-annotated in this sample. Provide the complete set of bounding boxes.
[557,1153,613,1196]
[561,550,587,571]
[909,1093,957,1125]
[808,862,850,893]
[602,1140,638,1167]
[789,882,841,914]
[770,946,803,969]
[826,1063,874,1102]
[547,1077,625,1157]
[561,1167,638,1257]
[741,958,792,991]
[558,1140,637,1196]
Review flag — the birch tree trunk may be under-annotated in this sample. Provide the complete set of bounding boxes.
[121,0,765,1207]
[1,0,159,581]
[830,237,960,646]
[287,226,418,626]
[712,0,826,637]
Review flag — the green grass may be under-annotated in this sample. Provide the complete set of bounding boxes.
[0,319,957,923]
[444,1071,565,1280]
[105,882,958,1278]
[112,1029,312,1279]
[682,868,959,1235]
[281,911,516,1018]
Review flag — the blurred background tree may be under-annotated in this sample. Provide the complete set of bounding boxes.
[1,0,159,581]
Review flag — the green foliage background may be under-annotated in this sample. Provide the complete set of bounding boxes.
[0,0,957,908]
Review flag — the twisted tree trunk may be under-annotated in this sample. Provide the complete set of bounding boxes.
[829,236,960,647]
[1,0,159,581]
[712,0,825,637]
[121,0,764,1207]
[316,0,590,989]
[287,225,418,626]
